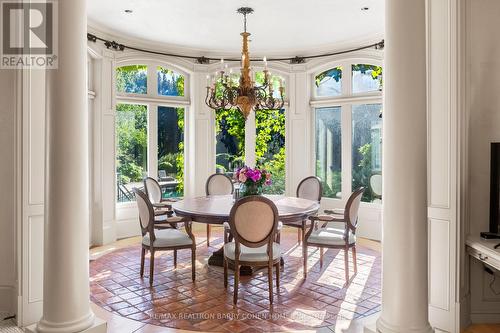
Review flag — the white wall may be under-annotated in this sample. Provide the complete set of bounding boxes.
[466,0,500,322]
[0,69,17,314]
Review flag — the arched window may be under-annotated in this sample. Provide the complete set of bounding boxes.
[313,63,382,203]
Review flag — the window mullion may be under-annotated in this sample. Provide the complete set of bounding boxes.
[148,103,158,180]
[147,63,156,96]
[342,104,352,200]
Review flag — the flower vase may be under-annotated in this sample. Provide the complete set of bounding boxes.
[241,182,262,197]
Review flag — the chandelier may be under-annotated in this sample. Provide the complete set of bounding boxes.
[205,7,285,120]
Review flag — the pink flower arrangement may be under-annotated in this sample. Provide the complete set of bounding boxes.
[234,166,272,195]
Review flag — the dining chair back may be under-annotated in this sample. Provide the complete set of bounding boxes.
[205,173,234,195]
[289,176,323,245]
[133,188,155,239]
[345,187,365,232]
[229,195,279,247]
[296,176,322,202]
[205,173,234,247]
[144,177,163,204]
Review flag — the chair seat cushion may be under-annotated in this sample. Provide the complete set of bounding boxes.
[224,242,281,262]
[308,223,356,246]
[142,229,193,248]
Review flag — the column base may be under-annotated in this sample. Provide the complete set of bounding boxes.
[26,316,106,333]
[375,317,434,333]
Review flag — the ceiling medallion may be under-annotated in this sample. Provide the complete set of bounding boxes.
[205,7,285,120]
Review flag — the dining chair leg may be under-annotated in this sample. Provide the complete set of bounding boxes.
[206,224,211,247]
[352,246,357,275]
[344,247,349,282]
[173,249,177,268]
[140,248,146,277]
[303,243,308,278]
[268,263,274,304]
[297,228,301,244]
[191,246,196,281]
[233,262,240,305]
[320,247,324,268]
[149,249,155,286]
[275,262,280,294]
[223,257,228,288]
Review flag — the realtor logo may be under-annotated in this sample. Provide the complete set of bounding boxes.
[1,0,58,68]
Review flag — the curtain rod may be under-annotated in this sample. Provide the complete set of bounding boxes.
[87,33,384,65]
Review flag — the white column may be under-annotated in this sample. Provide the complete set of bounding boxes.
[245,112,256,167]
[31,0,105,332]
[374,0,433,332]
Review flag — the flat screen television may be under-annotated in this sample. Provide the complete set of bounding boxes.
[481,142,500,239]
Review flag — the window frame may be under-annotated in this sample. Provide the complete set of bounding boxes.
[114,58,191,209]
[309,58,382,207]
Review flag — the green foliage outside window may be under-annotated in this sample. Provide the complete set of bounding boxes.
[116,104,147,185]
[214,72,286,194]
[116,65,147,94]
[157,66,185,96]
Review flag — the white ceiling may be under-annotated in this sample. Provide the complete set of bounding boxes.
[87,0,384,57]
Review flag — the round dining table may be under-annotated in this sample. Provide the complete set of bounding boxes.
[172,194,320,275]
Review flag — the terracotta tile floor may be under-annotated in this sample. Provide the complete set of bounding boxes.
[89,227,381,332]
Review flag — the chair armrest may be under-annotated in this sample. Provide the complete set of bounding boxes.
[324,208,344,215]
[161,198,179,203]
[153,202,172,208]
[155,215,189,224]
[309,214,347,229]
[309,214,337,222]
[154,209,173,217]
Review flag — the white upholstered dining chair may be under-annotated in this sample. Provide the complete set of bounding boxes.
[283,176,323,244]
[223,196,282,304]
[303,187,365,282]
[133,188,196,286]
[205,173,234,247]
[143,177,177,212]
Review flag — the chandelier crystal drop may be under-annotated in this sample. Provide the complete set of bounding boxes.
[205,7,285,120]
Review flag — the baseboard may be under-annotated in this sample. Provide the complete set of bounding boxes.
[101,220,116,245]
[116,219,141,239]
[470,312,500,323]
[0,285,14,314]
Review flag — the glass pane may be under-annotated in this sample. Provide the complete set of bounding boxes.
[352,64,382,94]
[352,104,383,203]
[315,67,342,97]
[158,106,185,198]
[256,108,286,194]
[157,66,185,96]
[215,108,245,175]
[115,103,148,202]
[116,65,147,94]
[315,107,342,198]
